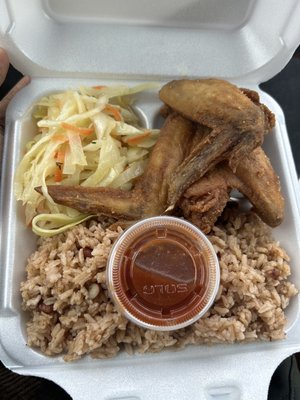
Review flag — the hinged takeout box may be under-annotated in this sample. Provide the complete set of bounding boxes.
[1,0,300,399]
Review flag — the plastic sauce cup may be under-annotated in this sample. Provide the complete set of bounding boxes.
[106,216,220,331]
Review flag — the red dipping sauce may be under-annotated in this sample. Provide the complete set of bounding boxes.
[107,216,220,330]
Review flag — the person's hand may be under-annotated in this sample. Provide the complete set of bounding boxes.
[0,48,30,155]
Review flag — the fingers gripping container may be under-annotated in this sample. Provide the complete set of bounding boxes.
[1,1,300,399]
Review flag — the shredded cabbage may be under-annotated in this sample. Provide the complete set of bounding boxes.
[32,213,95,237]
[15,83,159,236]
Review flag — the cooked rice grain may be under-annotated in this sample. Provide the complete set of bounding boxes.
[20,211,298,361]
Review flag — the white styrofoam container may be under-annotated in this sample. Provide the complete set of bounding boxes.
[1,1,300,399]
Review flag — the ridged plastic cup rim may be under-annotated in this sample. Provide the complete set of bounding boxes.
[106,216,220,331]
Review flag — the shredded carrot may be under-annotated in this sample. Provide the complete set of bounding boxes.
[61,122,94,136]
[124,131,151,145]
[103,104,123,121]
[54,148,66,164]
[52,133,68,143]
[54,166,63,182]
[92,85,107,90]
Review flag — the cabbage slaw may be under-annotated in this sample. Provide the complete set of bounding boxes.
[14,83,159,236]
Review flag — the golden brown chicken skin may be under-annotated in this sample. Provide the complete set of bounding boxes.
[179,147,284,233]
[159,79,274,206]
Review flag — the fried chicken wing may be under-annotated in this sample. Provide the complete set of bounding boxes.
[179,147,284,232]
[159,79,274,206]
[37,113,195,219]
[233,147,284,227]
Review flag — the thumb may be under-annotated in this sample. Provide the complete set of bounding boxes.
[0,75,30,119]
[0,48,9,87]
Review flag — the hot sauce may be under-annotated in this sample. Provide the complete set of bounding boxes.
[107,216,220,330]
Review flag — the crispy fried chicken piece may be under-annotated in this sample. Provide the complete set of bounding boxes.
[179,147,284,233]
[36,113,195,219]
[159,79,274,206]
[179,166,231,233]
[233,146,284,226]
[240,88,275,131]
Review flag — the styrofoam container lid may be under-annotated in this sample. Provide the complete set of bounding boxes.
[0,0,300,83]
[1,1,300,400]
